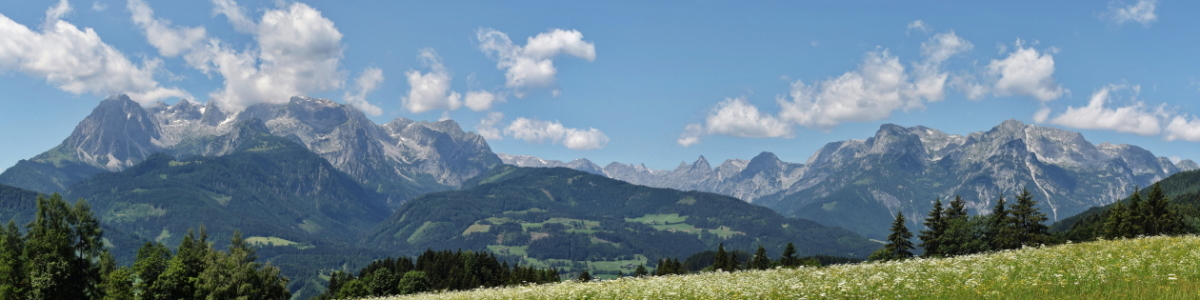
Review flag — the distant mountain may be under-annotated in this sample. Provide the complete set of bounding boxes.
[0,95,501,207]
[63,126,388,247]
[363,165,878,263]
[504,120,1197,239]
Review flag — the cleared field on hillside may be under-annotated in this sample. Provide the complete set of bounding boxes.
[363,235,1200,299]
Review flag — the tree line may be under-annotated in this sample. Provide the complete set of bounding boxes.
[872,184,1183,261]
[315,249,560,299]
[0,193,289,299]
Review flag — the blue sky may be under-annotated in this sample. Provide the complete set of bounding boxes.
[1,0,1198,170]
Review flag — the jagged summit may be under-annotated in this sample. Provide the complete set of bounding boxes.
[1,94,501,206]
[503,120,1193,239]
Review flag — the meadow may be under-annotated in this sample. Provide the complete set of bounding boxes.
[361,235,1200,299]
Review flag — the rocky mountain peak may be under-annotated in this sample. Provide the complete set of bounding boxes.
[60,94,162,171]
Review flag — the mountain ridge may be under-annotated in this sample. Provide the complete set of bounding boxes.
[503,120,1197,239]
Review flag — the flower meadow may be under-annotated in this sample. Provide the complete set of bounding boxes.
[364,235,1200,300]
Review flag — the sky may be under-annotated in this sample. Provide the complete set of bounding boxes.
[1,0,1198,171]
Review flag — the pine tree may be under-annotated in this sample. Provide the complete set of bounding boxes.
[987,194,1017,250]
[919,198,947,257]
[750,245,770,270]
[1128,188,1146,235]
[947,196,968,220]
[0,220,25,299]
[883,212,907,259]
[1103,201,1130,239]
[1143,183,1179,236]
[634,264,648,277]
[24,194,105,300]
[779,242,799,267]
[576,270,591,282]
[712,244,730,272]
[1009,188,1050,247]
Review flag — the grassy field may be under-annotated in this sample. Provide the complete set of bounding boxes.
[362,235,1200,299]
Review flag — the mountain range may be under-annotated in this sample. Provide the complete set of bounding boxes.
[503,120,1198,239]
[0,95,500,207]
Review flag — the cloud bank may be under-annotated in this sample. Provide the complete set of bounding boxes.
[0,0,189,104]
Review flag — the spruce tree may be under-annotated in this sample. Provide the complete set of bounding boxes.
[1009,188,1050,247]
[24,194,105,300]
[884,212,914,259]
[0,220,24,299]
[712,244,730,272]
[634,264,648,277]
[987,194,1017,250]
[947,196,968,220]
[750,245,770,270]
[577,270,591,282]
[1127,188,1146,235]
[779,242,799,267]
[919,198,947,257]
[1103,201,1130,239]
[1143,183,1178,236]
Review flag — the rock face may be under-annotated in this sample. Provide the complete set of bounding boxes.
[0,95,501,207]
[504,120,1197,239]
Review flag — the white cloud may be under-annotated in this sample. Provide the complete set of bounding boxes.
[1166,115,1200,142]
[677,97,793,146]
[342,67,383,116]
[907,20,931,34]
[1105,0,1157,26]
[477,28,595,96]
[504,117,609,150]
[92,1,108,11]
[985,41,1065,102]
[401,49,461,113]
[0,0,189,104]
[475,112,505,140]
[1049,85,1162,136]
[127,0,206,57]
[922,31,972,64]
[187,0,345,111]
[465,90,503,111]
[777,50,925,129]
[1033,105,1052,123]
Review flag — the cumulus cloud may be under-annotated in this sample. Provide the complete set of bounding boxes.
[677,97,792,147]
[127,0,206,57]
[1049,85,1162,136]
[957,41,1065,102]
[477,28,596,96]
[475,112,505,140]
[681,31,973,145]
[1166,115,1200,142]
[186,0,345,111]
[1104,0,1157,26]
[0,0,189,104]
[401,49,461,113]
[465,90,504,111]
[342,67,383,116]
[505,117,609,150]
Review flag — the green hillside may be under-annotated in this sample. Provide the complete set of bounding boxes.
[63,132,390,249]
[372,235,1200,300]
[364,165,878,277]
[1052,169,1200,240]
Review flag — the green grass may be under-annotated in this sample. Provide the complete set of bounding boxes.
[625,213,688,224]
[245,236,298,247]
[365,235,1200,299]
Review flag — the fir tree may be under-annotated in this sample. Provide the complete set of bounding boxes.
[750,245,771,270]
[576,270,591,282]
[1128,188,1146,235]
[1143,183,1179,236]
[779,242,799,267]
[988,194,1017,250]
[634,264,648,277]
[1009,188,1050,247]
[918,198,947,257]
[712,244,730,272]
[872,212,914,260]
[1103,201,1131,239]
